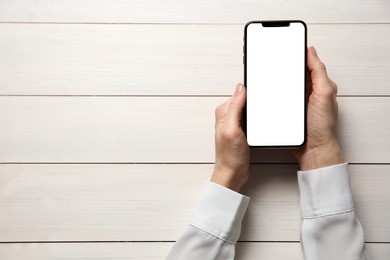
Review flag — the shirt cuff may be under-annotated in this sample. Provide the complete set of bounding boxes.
[190,181,250,244]
[297,163,355,219]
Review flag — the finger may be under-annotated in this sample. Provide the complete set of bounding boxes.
[307,46,330,87]
[215,99,230,125]
[307,46,336,97]
[328,77,338,94]
[225,83,247,128]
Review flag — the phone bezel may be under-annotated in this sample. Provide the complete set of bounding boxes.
[243,20,307,148]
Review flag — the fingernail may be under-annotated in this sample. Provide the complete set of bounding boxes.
[235,84,243,96]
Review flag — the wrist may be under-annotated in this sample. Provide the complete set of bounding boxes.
[298,141,344,171]
[210,165,248,193]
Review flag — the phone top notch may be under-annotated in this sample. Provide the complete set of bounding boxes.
[261,21,290,27]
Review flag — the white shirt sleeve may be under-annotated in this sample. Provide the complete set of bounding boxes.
[167,163,369,260]
[166,181,250,260]
[298,163,370,260]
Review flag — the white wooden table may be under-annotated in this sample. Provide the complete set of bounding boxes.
[0,1,389,259]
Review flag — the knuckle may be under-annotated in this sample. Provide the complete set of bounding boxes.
[320,79,338,98]
[220,128,239,141]
[215,104,224,117]
[323,87,334,98]
[317,61,327,71]
[227,100,239,112]
[330,81,338,94]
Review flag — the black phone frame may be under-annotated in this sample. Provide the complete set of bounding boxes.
[243,20,307,149]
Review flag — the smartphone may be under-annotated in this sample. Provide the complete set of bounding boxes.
[244,20,307,148]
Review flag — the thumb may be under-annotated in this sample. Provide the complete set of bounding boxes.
[307,46,329,87]
[226,84,246,127]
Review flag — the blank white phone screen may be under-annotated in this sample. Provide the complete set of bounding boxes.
[246,22,305,146]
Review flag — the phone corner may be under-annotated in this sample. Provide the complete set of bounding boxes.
[296,20,307,27]
[296,137,306,148]
[244,21,254,30]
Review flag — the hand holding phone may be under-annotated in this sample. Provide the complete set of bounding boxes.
[244,21,307,148]
[211,84,250,193]
[293,46,344,171]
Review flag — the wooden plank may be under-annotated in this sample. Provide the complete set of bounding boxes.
[236,243,389,260]
[1,0,389,23]
[0,164,388,242]
[0,242,387,260]
[0,242,173,260]
[0,97,389,163]
[0,24,389,95]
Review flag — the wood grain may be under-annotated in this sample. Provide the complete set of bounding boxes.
[1,0,389,23]
[1,0,389,258]
[0,164,388,242]
[0,97,389,163]
[0,242,387,260]
[0,242,386,260]
[0,24,389,95]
